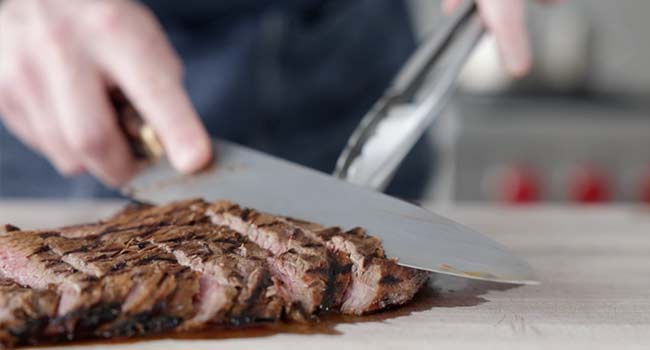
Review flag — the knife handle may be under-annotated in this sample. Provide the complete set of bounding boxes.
[111,89,165,161]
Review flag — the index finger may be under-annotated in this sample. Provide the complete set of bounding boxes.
[89,3,212,174]
[442,0,532,77]
[476,0,532,77]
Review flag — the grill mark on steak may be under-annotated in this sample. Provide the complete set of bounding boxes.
[55,199,210,240]
[143,225,284,327]
[207,201,351,318]
[0,279,59,348]
[0,198,431,347]
[61,250,198,337]
[314,226,429,315]
[0,228,202,340]
[0,231,113,337]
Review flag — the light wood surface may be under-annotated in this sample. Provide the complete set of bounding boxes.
[1,201,649,349]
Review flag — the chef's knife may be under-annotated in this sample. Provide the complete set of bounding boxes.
[121,137,536,285]
[119,0,538,285]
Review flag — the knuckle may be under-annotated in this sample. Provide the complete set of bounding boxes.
[69,130,110,157]
[39,20,72,53]
[57,163,85,177]
[88,1,129,32]
[88,0,151,33]
[0,79,22,117]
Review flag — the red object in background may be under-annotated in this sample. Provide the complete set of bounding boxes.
[496,165,541,204]
[569,166,610,204]
[641,171,650,204]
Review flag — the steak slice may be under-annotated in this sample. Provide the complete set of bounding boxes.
[320,227,429,314]
[42,228,201,336]
[105,199,210,228]
[285,219,430,315]
[0,198,431,347]
[207,201,351,318]
[57,199,210,239]
[0,228,201,340]
[53,200,284,327]
[0,280,59,348]
[143,225,284,327]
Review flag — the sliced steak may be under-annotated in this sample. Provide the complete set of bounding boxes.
[105,199,210,228]
[0,228,201,340]
[0,231,98,314]
[58,199,210,239]
[288,221,430,315]
[49,200,284,327]
[42,228,201,336]
[0,280,59,348]
[143,225,284,326]
[0,198,431,347]
[207,201,351,318]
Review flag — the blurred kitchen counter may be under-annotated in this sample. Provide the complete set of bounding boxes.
[1,200,650,349]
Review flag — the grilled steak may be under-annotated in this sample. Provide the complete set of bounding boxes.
[0,280,58,348]
[207,201,352,319]
[212,203,429,315]
[0,199,429,348]
[0,228,201,340]
[143,225,284,326]
[312,226,429,314]
[57,199,210,239]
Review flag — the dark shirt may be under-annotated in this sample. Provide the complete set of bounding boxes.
[0,0,433,199]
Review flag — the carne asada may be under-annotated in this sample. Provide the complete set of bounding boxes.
[0,199,429,348]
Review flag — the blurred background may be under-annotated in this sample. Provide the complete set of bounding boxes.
[0,0,648,205]
[409,0,650,204]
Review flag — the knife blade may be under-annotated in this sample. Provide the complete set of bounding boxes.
[122,138,538,285]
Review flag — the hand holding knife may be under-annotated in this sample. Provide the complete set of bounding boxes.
[117,1,538,285]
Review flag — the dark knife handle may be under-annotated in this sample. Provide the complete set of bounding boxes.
[110,89,164,161]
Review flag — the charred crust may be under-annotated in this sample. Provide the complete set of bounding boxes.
[52,303,121,338]
[379,275,402,285]
[6,317,49,343]
[235,272,275,325]
[133,256,178,266]
[338,263,353,274]
[301,242,324,248]
[102,313,182,338]
[240,209,252,221]
[110,262,127,272]
[29,245,51,256]
[36,231,60,239]
[212,237,243,246]
[2,224,20,232]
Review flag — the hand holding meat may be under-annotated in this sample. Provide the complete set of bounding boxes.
[0,0,212,186]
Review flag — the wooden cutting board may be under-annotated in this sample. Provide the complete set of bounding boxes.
[1,201,649,350]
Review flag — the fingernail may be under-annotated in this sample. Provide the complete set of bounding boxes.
[503,37,532,78]
[55,161,85,177]
[174,141,212,174]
